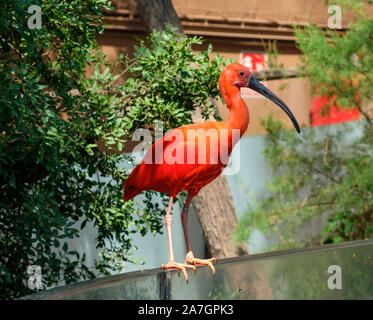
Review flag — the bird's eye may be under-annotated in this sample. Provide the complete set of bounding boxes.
[239,71,245,76]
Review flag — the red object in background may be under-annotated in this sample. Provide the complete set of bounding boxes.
[310,95,360,126]
[240,52,266,71]
[240,52,266,97]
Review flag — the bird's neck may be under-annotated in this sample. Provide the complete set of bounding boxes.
[221,84,250,136]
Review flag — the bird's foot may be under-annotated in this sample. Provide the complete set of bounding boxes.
[161,260,196,282]
[185,251,216,275]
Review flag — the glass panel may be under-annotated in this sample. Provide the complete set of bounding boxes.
[170,240,373,300]
[21,240,373,300]
[21,269,161,300]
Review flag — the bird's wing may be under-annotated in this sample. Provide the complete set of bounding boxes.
[124,121,227,198]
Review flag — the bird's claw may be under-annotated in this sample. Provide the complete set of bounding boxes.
[161,260,196,282]
[185,252,217,276]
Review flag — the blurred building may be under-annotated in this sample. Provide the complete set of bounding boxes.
[98,0,357,136]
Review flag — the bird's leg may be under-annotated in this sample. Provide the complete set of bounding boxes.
[161,196,196,282]
[181,195,216,276]
[181,195,193,254]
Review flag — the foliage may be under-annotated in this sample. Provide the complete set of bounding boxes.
[0,0,226,299]
[235,0,373,250]
[114,25,226,136]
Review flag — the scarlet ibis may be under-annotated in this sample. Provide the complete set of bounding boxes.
[123,63,300,281]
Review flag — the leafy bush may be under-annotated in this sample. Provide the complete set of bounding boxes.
[0,0,226,298]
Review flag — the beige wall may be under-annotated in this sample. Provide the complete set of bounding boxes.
[172,0,349,27]
[96,30,311,136]
[98,30,311,135]
[115,0,360,28]
[102,0,370,135]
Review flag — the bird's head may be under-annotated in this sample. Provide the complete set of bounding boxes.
[123,173,141,202]
[219,63,301,133]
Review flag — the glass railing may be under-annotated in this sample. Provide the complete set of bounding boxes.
[20,239,373,300]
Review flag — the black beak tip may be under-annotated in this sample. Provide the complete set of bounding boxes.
[292,119,301,134]
[295,124,301,134]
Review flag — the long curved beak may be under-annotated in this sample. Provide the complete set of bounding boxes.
[248,76,301,133]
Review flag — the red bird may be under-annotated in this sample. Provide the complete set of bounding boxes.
[123,63,300,281]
